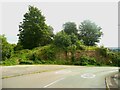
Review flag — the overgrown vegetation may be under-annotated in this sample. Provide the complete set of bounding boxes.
[1,5,119,66]
[1,42,119,66]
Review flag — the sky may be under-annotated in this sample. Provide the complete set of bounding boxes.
[0,1,118,47]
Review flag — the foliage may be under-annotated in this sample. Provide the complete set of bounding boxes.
[79,55,96,66]
[14,43,23,51]
[97,46,108,57]
[79,20,103,46]
[39,25,54,46]
[3,57,19,66]
[28,45,56,61]
[18,5,54,49]
[63,22,78,35]
[107,52,120,66]
[76,41,86,50]
[86,46,98,51]
[19,60,34,65]
[54,32,72,50]
[0,35,14,61]
[54,59,72,65]
[69,33,78,45]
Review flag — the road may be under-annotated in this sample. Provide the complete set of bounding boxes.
[2,65,118,88]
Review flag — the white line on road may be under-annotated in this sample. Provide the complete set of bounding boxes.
[43,78,64,88]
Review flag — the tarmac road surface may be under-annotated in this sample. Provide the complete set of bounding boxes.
[1,65,118,88]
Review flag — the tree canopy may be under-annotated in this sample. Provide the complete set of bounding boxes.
[79,20,103,46]
[0,35,13,61]
[18,5,54,49]
[63,22,78,35]
[54,31,72,50]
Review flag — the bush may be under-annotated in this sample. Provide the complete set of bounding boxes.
[14,43,23,51]
[73,60,81,65]
[79,56,96,66]
[54,32,72,50]
[19,60,34,64]
[34,59,42,64]
[0,35,16,61]
[28,45,56,61]
[86,46,98,51]
[108,52,120,66]
[3,57,19,65]
[28,52,38,61]
[54,59,71,65]
[96,62,102,66]
[76,41,85,50]
[14,49,31,61]
[96,46,108,57]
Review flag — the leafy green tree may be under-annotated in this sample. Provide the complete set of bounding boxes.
[14,43,23,51]
[68,33,79,62]
[0,35,13,61]
[70,33,78,45]
[63,22,78,35]
[54,31,72,58]
[18,5,53,49]
[40,25,54,46]
[54,31,71,49]
[79,20,103,46]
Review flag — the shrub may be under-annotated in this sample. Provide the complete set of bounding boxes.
[86,46,98,51]
[79,56,96,66]
[34,59,42,64]
[28,45,56,61]
[96,62,102,66]
[73,60,81,65]
[54,32,72,50]
[19,60,34,64]
[3,57,19,65]
[14,43,23,51]
[108,52,120,66]
[96,46,108,57]
[28,52,38,61]
[0,35,12,61]
[42,47,55,60]
[54,59,71,65]
[76,41,85,50]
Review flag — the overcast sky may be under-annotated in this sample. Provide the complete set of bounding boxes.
[0,2,118,47]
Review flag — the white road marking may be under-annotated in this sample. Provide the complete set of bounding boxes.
[81,73,96,78]
[43,78,64,88]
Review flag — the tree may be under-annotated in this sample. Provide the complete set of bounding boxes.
[54,31,71,59]
[18,5,53,49]
[40,25,54,46]
[0,35,13,61]
[63,22,78,35]
[54,31,71,50]
[70,33,78,45]
[79,20,103,46]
